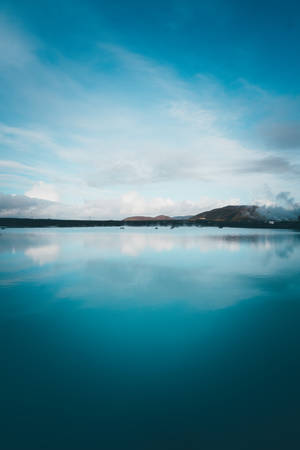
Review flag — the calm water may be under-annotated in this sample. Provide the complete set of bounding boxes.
[0,227,300,449]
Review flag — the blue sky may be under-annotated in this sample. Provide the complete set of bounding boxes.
[1,0,300,218]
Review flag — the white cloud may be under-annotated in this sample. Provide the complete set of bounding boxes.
[25,181,60,202]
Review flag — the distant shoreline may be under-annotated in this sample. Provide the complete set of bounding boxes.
[1,217,300,231]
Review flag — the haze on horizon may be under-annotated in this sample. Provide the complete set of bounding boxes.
[1,0,300,219]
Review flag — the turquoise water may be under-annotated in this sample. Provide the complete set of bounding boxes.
[0,227,300,449]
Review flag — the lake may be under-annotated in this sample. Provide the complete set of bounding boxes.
[0,227,300,449]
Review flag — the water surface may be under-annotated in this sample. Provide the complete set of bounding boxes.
[1,227,300,449]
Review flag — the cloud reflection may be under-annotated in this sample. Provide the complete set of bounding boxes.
[25,244,60,265]
[1,229,300,311]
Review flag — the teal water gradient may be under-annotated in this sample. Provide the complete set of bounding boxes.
[0,227,300,449]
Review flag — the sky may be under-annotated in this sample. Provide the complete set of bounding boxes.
[1,0,300,219]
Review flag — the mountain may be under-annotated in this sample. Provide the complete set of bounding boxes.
[124,215,172,221]
[189,205,260,222]
[123,205,300,225]
[124,207,260,223]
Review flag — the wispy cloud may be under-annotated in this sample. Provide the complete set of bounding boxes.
[258,121,300,150]
[0,13,37,69]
